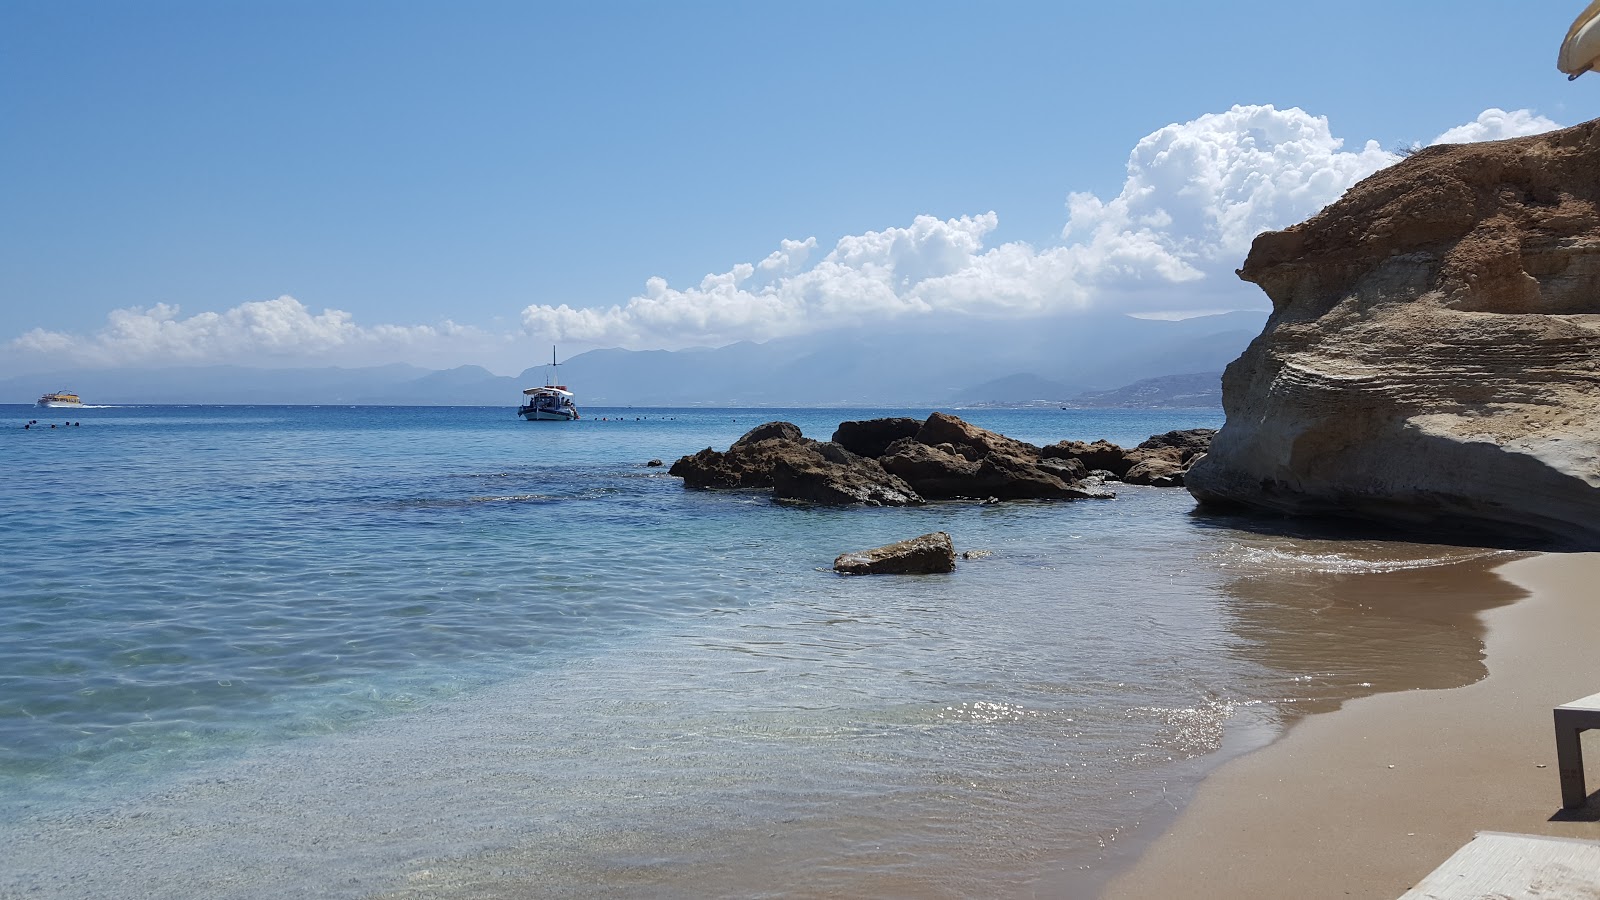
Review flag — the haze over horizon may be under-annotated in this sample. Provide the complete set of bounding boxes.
[1,2,1584,378]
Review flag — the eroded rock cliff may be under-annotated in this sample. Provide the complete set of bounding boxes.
[1187,121,1600,545]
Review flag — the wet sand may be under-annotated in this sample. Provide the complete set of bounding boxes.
[1102,551,1600,900]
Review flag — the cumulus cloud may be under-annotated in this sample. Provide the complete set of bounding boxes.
[7,295,504,370]
[12,104,1561,369]
[1431,107,1562,145]
[520,212,1095,348]
[524,103,1510,349]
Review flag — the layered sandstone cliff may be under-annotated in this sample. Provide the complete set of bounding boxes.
[1187,120,1600,546]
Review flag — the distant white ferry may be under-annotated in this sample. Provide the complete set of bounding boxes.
[37,391,84,409]
[518,348,579,421]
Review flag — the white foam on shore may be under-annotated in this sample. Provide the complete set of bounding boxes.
[1221,545,1514,575]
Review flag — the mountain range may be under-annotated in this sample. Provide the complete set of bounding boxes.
[2,311,1265,407]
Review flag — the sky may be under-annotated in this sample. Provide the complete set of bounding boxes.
[0,1,1592,376]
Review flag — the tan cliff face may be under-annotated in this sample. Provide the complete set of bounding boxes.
[1186,120,1600,545]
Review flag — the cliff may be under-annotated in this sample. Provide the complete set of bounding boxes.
[1186,120,1600,546]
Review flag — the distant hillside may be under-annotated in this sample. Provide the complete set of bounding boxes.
[1064,371,1222,409]
[551,310,1265,406]
[0,311,1265,407]
[957,373,1077,404]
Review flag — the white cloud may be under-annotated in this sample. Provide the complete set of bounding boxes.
[1431,108,1561,145]
[11,104,1560,370]
[7,295,508,371]
[522,104,1444,349]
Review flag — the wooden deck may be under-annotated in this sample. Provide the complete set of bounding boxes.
[1398,832,1600,899]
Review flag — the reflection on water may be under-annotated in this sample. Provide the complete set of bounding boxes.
[1216,550,1525,719]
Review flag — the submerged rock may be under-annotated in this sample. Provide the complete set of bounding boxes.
[1187,121,1600,544]
[834,532,956,575]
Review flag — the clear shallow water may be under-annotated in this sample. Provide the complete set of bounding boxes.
[0,404,1520,898]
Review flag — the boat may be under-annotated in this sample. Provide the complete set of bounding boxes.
[518,348,580,421]
[37,391,83,408]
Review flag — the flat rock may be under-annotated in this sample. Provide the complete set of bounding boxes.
[834,532,956,575]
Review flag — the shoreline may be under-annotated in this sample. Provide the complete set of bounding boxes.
[1100,550,1600,899]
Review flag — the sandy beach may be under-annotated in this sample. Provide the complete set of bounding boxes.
[1103,551,1600,899]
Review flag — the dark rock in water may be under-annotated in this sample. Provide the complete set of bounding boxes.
[961,549,993,560]
[1043,439,1129,476]
[771,445,923,507]
[646,459,664,467]
[1037,456,1088,481]
[879,437,981,499]
[1136,429,1216,462]
[832,418,922,459]
[733,421,803,447]
[1123,456,1188,487]
[669,422,814,489]
[972,453,1098,500]
[916,412,1040,458]
[834,531,956,575]
[671,413,1130,506]
[671,424,924,505]
[669,445,780,489]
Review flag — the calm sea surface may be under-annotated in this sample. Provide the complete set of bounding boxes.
[0,404,1519,898]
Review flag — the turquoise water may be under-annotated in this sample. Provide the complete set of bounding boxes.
[0,404,1514,898]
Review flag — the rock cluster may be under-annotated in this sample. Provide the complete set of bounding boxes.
[1186,120,1600,545]
[1043,429,1216,488]
[669,414,1214,506]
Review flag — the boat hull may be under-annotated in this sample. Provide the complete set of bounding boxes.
[518,406,579,421]
[38,400,83,409]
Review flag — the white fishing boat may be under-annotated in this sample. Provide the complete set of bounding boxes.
[518,348,580,421]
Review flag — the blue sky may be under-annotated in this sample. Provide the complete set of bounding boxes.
[1,1,1591,375]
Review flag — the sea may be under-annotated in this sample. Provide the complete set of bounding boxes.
[0,404,1522,899]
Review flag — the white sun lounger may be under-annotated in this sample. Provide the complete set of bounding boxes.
[1555,690,1600,809]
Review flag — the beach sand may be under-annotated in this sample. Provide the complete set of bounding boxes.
[1101,551,1600,899]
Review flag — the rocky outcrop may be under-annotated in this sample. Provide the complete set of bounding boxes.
[916,412,1041,459]
[1039,429,1216,486]
[1187,121,1600,545]
[668,428,803,489]
[770,443,922,506]
[1043,439,1127,474]
[671,424,921,506]
[670,413,1204,506]
[832,418,922,458]
[834,532,957,575]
